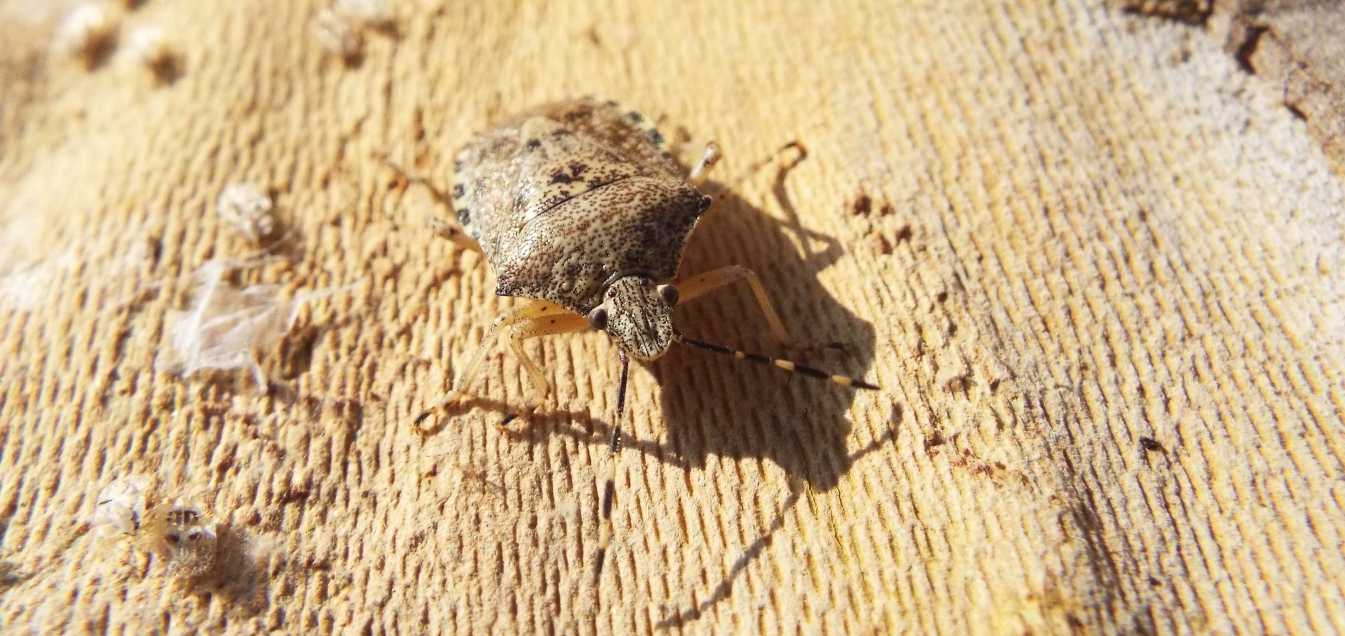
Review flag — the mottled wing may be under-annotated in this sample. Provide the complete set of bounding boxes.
[493,178,710,313]
[451,98,675,269]
[508,116,648,229]
[449,122,524,259]
[451,97,706,312]
[527,97,682,179]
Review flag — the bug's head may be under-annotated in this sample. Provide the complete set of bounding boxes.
[589,276,679,361]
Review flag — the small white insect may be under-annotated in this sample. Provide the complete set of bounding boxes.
[216,183,276,243]
[56,3,119,66]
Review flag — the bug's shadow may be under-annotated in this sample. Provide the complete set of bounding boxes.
[650,143,876,493]
[645,147,880,626]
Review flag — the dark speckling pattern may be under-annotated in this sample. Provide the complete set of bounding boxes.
[451,97,708,313]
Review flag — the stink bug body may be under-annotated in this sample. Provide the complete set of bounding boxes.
[394,96,880,580]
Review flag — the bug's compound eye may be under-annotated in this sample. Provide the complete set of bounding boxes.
[588,306,609,331]
[657,284,679,306]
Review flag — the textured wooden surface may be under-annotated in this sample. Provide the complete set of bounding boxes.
[1,1,1343,633]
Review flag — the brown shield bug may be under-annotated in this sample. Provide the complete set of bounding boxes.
[388,97,880,580]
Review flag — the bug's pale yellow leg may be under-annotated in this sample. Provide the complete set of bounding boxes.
[689,141,721,187]
[415,300,572,431]
[505,312,591,417]
[676,265,790,344]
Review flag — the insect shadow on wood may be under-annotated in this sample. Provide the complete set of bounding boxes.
[638,144,882,620]
[655,141,878,492]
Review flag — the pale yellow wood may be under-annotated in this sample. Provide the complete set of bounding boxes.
[0,1,1343,634]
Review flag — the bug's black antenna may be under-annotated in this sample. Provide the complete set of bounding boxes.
[674,333,881,390]
[593,350,630,582]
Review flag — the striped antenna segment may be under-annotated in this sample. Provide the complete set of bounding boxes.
[675,334,880,390]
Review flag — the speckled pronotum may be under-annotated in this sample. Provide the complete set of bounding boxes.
[390,97,880,581]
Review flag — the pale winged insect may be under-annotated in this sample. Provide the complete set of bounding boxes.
[392,96,881,579]
[92,480,219,578]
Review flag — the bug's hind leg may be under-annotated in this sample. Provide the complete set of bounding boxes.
[415,300,573,433]
[675,265,790,344]
[689,141,722,187]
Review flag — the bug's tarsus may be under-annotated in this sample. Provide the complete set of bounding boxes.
[377,152,483,253]
[498,403,539,428]
[674,333,881,390]
[593,351,630,582]
[689,141,721,187]
[413,405,443,432]
[413,389,466,433]
[416,401,523,434]
[376,152,450,205]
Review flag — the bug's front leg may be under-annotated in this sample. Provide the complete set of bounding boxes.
[414,300,573,433]
[503,312,590,423]
[675,265,790,344]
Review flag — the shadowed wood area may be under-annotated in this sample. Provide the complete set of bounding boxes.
[1,0,1342,633]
